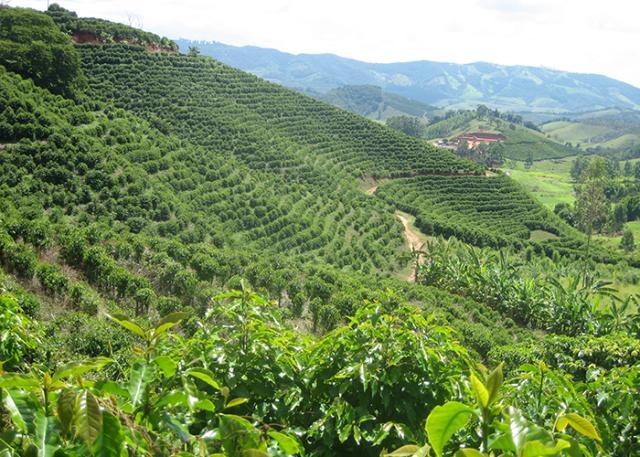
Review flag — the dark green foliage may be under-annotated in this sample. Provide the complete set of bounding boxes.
[386,115,424,137]
[554,202,576,226]
[46,4,177,52]
[0,7,82,97]
[0,287,42,369]
[36,263,69,296]
[620,229,635,252]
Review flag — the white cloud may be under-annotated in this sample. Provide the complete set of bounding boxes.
[11,0,640,88]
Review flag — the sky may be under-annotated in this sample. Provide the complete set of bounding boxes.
[11,0,640,88]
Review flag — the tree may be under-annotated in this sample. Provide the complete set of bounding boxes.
[524,151,533,169]
[620,230,635,253]
[610,204,627,233]
[187,46,200,57]
[571,156,590,181]
[623,161,632,177]
[554,202,575,226]
[486,142,504,167]
[574,157,610,278]
[0,7,83,97]
[386,115,423,138]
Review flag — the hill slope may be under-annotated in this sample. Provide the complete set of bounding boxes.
[177,39,640,113]
[77,44,585,253]
[315,84,438,120]
[542,108,640,152]
[424,110,577,160]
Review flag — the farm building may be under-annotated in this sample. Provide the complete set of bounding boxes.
[456,132,506,149]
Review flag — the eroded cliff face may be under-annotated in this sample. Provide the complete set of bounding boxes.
[71,31,177,53]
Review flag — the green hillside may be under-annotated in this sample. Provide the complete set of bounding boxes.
[1,6,639,457]
[424,109,578,160]
[542,112,640,152]
[377,175,581,249]
[317,84,438,120]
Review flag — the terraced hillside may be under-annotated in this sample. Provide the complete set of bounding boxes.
[75,44,584,253]
[0,62,528,355]
[79,45,478,179]
[376,175,582,250]
[0,68,409,273]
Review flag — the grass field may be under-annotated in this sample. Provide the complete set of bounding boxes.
[504,156,640,268]
[501,158,575,209]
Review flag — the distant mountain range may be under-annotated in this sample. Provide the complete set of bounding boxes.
[176,39,640,114]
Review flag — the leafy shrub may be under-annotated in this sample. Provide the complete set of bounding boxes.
[0,290,41,370]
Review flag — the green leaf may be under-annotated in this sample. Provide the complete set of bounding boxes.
[485,363,503,406]
[2,388,39,434]
[152,312,189,338]
[155,390,188,409]
[74,390,103,447]
[507,406,529,455]
[382,445,421,456]
[33,413,61,457]
[556,413,601,443]
[128,361,151,408]
[521,439,571,457]
[57,388,77,436]
[225,397,249,409]
[53,357,112,381]
[194,399,216,412]
[153,355,177,378]
[470,374,489,407]
[219,414,261,452]
[241,451,270,457]
[426,401,474,457]
[455,449,485,457]
[106,313,146,339]
[268,430,302,455]
[0,373,40,389]
[2,388,28,433]
[186,368,221,391]
[161,412,191,442]
[92,411,123,457]
[96,380,129,398]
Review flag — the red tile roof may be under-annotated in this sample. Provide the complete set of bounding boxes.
[458,132,506,141]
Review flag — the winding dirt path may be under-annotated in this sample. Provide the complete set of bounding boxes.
[396,213,425,282]
[397,214,422,251]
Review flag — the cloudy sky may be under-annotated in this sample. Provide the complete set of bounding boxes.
[12,0,640,88]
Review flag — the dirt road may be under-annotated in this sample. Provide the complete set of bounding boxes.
[396,213,424,282]
[397,214,422,250]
